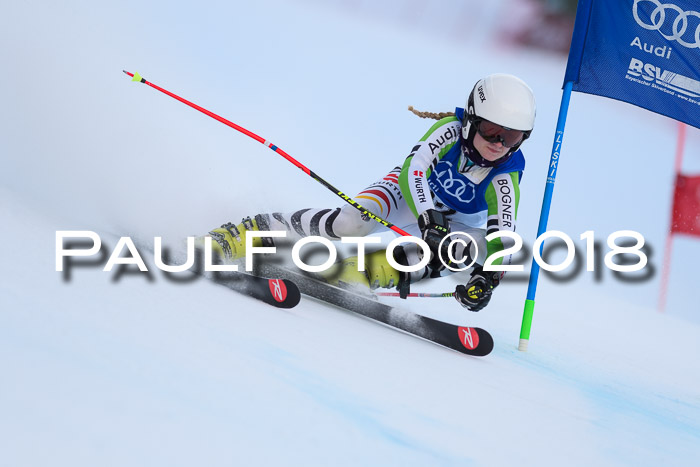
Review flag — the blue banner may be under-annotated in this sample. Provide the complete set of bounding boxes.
[565,0,700,129]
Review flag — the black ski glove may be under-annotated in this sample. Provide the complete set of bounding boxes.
[417,209,450,272]
[454,265,500,311]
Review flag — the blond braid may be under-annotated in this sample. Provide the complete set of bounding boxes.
[407,105,455,120]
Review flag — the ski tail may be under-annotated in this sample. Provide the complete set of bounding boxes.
[211,272,301,308]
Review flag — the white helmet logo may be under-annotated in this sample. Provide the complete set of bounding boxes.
[477,85,486,103]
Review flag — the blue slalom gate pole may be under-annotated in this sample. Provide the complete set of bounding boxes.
[519,81,574,351]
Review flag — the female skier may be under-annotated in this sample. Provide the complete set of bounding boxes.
[205,73,535,312]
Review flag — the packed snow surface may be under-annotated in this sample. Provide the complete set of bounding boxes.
[2,1,700,465]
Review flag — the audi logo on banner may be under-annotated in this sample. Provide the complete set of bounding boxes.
[633,0,700,49]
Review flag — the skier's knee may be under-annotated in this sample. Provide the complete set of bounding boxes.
[331,209,376,237]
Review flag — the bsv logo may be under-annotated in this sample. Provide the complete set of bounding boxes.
[633,0,700,49]
[626,57,700,98]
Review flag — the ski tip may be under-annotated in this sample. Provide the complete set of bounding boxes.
[475,328,495,356]
[457,326,494,357]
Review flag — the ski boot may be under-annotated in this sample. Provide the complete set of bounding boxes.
[323,249,404,292]
[202,215,272,262]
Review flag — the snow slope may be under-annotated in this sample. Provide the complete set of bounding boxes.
[2,1,700,465]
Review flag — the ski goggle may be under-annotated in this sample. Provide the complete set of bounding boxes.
[474,119,528,148]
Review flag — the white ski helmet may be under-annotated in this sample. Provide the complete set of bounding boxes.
[462,73,536,166]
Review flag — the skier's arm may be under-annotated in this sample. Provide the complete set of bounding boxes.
[398,117,461,218]
[454,172,521,311]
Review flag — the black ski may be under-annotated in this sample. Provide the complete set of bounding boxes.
[206,270,301,309]
[134,239,301,309]
[254,263,494,357]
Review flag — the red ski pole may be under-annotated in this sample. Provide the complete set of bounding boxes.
[123,70,411,237]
